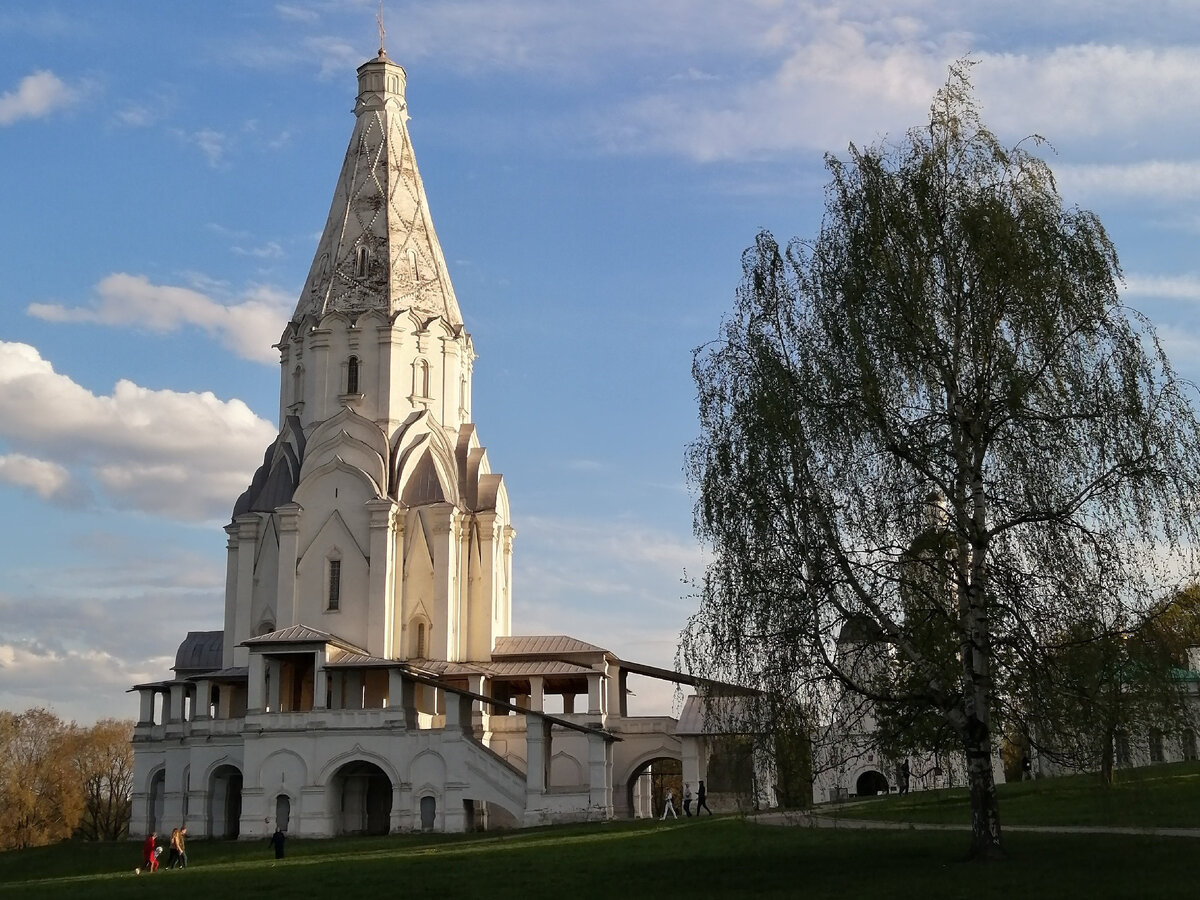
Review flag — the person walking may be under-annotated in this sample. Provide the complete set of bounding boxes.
[167,828,181,869]
[269,826,287,860]
[175,826,188,868]
[140,831,159,873]
[695,780,712,815]
[682,782,693,817]
[660,787,678,820]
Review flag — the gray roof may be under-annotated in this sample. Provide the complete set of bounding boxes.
[173,631,224,673]
[493,635,609,659]
[242,624,367,654]
[326,652,395,668]
[401,658,595,679]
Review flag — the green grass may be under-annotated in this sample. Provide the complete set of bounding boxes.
[5,770,1200,900]
[830,760,1200,828]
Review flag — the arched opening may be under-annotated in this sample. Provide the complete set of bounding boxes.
[419,795,437,831]
[275,794,291,832]
[347,356,360,394]
[330,761,392,835]
[354,245,371,278]
[624,756,681,819]
[855,770,889,797]
[148,769,165,835]
[413,359,430,398]
[208,765,243,839]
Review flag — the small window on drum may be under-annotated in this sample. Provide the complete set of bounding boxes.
[347,356,360,394]
[354,246,371,278]
[327,559,342,611]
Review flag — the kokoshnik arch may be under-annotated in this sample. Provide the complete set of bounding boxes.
[128,47,775,838]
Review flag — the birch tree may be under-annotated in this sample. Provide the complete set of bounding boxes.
[681,62,1200,859]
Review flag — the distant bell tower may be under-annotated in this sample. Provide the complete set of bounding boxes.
[222,50,514,671]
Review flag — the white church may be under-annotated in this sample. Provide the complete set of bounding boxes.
[129,48,773,839]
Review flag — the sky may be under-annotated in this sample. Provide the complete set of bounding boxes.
[1,1,1199,724]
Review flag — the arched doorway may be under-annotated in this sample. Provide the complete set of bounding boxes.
[275,795,291,832]
[331,761,392,835]
[208,765,243,838]
[419,795,436,830]
[625,756,682,819]
[148,769,165,834]
[855,769,889,797]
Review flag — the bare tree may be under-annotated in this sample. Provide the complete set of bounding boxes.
[681,62,1200,859]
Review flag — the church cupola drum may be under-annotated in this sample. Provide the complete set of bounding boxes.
[226,50,513,669]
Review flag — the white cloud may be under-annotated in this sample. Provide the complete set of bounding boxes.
[0,453,73,500]
[233,240,285,259]
[0,642,156,722]
[27,273,291,365]
[1054,161,1200,203]
[276,3,320,24]
[114,103,154,127]
[0,69,74,125]
[1123,274,1200,303]
[0,341,277,521]
[974,45,1200,142]
[304,35,362,80]
[171,127,230,167]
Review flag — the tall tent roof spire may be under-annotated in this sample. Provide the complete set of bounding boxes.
[291,50,463,328]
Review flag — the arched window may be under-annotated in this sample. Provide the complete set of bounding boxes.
[292,365,303,406]
[327,559,342,611]
[410,620,426,658]
[355,245,371,278]
[413,359,430,398]
[347,356,360,394]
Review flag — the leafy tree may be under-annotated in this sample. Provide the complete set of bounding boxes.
[681,62,1200,859]
[69,719,135,841]
[1020,585,1200,785]
[0,708,85,850]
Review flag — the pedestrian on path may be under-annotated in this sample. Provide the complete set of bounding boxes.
[683,782,693,817]
[696,780,712,815]
[661,788,678,819]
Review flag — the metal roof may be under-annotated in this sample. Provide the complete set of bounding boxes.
[493,635,609,658]
[173,630,224,673]
[241,624,366,655]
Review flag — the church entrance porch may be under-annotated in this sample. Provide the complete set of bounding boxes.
[331,761,393,835]
[208,764,243,838]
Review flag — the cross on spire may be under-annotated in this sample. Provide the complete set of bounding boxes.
[377,2,387,57]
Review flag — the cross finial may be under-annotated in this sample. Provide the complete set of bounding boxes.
[377,2,387,57]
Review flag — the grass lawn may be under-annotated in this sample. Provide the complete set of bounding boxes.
[1,811,1198,899]
[829,760,1200,828]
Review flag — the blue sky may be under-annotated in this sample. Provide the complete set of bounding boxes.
[1,1,1198,723]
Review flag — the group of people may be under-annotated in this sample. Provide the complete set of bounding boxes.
[660,780,712,819]
[138,827,187,873]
